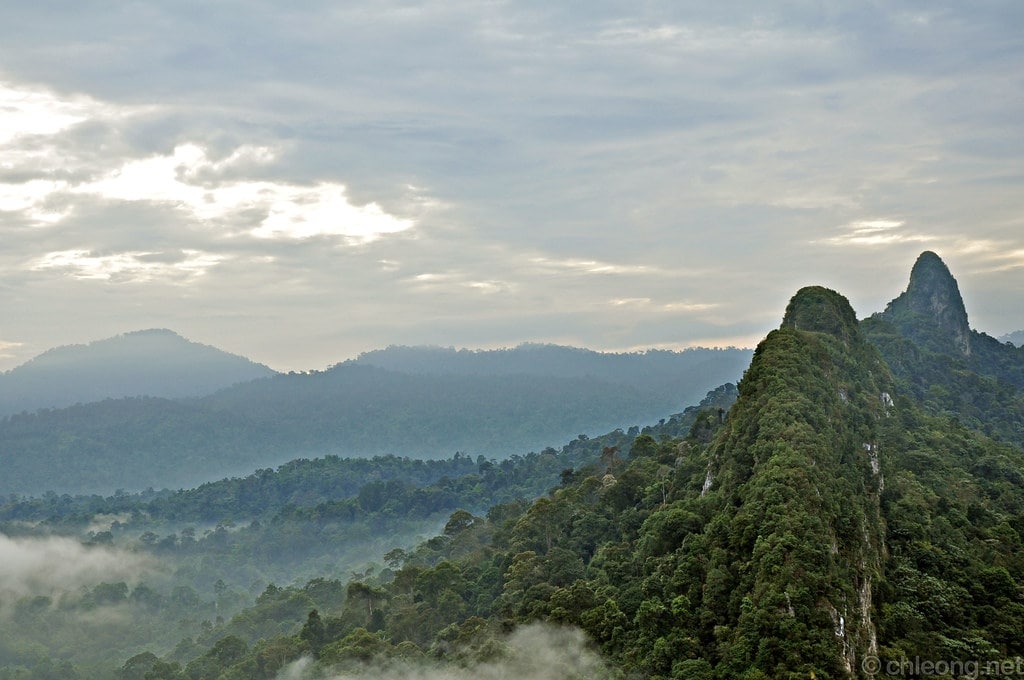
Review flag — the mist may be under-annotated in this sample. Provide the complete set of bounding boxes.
[0,533,154,603]
[276,623,614,680]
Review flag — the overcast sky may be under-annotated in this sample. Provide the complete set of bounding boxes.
[1,2,1022,372]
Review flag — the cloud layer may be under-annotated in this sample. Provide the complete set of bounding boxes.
[1,2,1022,370]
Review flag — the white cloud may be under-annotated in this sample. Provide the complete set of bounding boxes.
[254,183,414,242]
[530,256,654,276]
[0,81,96,144]
[69,144,415,243]
[0,79,418,243]
[0,340,23,360]
[609,297,718,313]
[819,219,937,247]
[0,178,70,224]
[30,249,225,282]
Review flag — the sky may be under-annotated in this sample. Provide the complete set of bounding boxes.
[1,1,1022,372]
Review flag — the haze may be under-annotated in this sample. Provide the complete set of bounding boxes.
[1,2,1022,372]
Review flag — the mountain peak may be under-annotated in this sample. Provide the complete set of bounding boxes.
[882,251,971,355]
[781,286,860,343]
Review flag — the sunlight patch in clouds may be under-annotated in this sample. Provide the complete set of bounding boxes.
[72,144,414,243]
[531,256,653,276]
[0,81,96,144]
[466,280,512,294]
[0,179,70,224]
[820,219,936,247]
[610,297,718,313]
[403,272,513,295]
[0,340,23,360]
[30,249,224,282]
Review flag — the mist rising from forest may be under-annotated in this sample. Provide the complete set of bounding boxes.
[0,534,154,604]
[274,624,612,680]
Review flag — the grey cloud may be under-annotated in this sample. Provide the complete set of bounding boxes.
[0,1,1021,371]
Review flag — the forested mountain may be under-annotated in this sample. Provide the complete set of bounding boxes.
[0,329,275,416]
[352,344,751,409]
[863,251,1024,447]
[0,358,746,496]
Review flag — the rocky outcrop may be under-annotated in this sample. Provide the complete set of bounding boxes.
[879,251,972,355]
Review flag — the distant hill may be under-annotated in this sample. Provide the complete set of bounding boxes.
[0,329,276,416]
[1001,330,1024,347]
[351,344,752,408]
[0,353,749,496]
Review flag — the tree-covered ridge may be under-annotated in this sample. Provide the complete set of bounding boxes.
[694,286,892,675]
[0,358,743,496]
[351,344,751,407]
[103,286,1023,680]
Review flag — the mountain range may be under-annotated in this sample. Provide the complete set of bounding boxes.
[0,339,750,495]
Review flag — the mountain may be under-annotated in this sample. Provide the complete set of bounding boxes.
[351,344,751,409]
[1001,330,1024,348]
[0,360,744,496]
[863,251,1024,447]
[691,287,891,674]
[878,250,972,355]
[0,329,275,416]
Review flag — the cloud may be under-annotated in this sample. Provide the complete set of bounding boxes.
[0,340,23,360]
[529,257,656,277]
[0,534,153,603]
[276,623,614,680]
[0,80,103,144]
[609,297,718,314]
[59,143,415,244]
[818,220,937,247]
[30,249,224,282]
[0,2,1022,369]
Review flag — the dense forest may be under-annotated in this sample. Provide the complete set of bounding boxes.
[0,388,736,678]
[1,252,1022,679]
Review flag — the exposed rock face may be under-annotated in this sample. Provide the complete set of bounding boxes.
[880,251,972,355]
